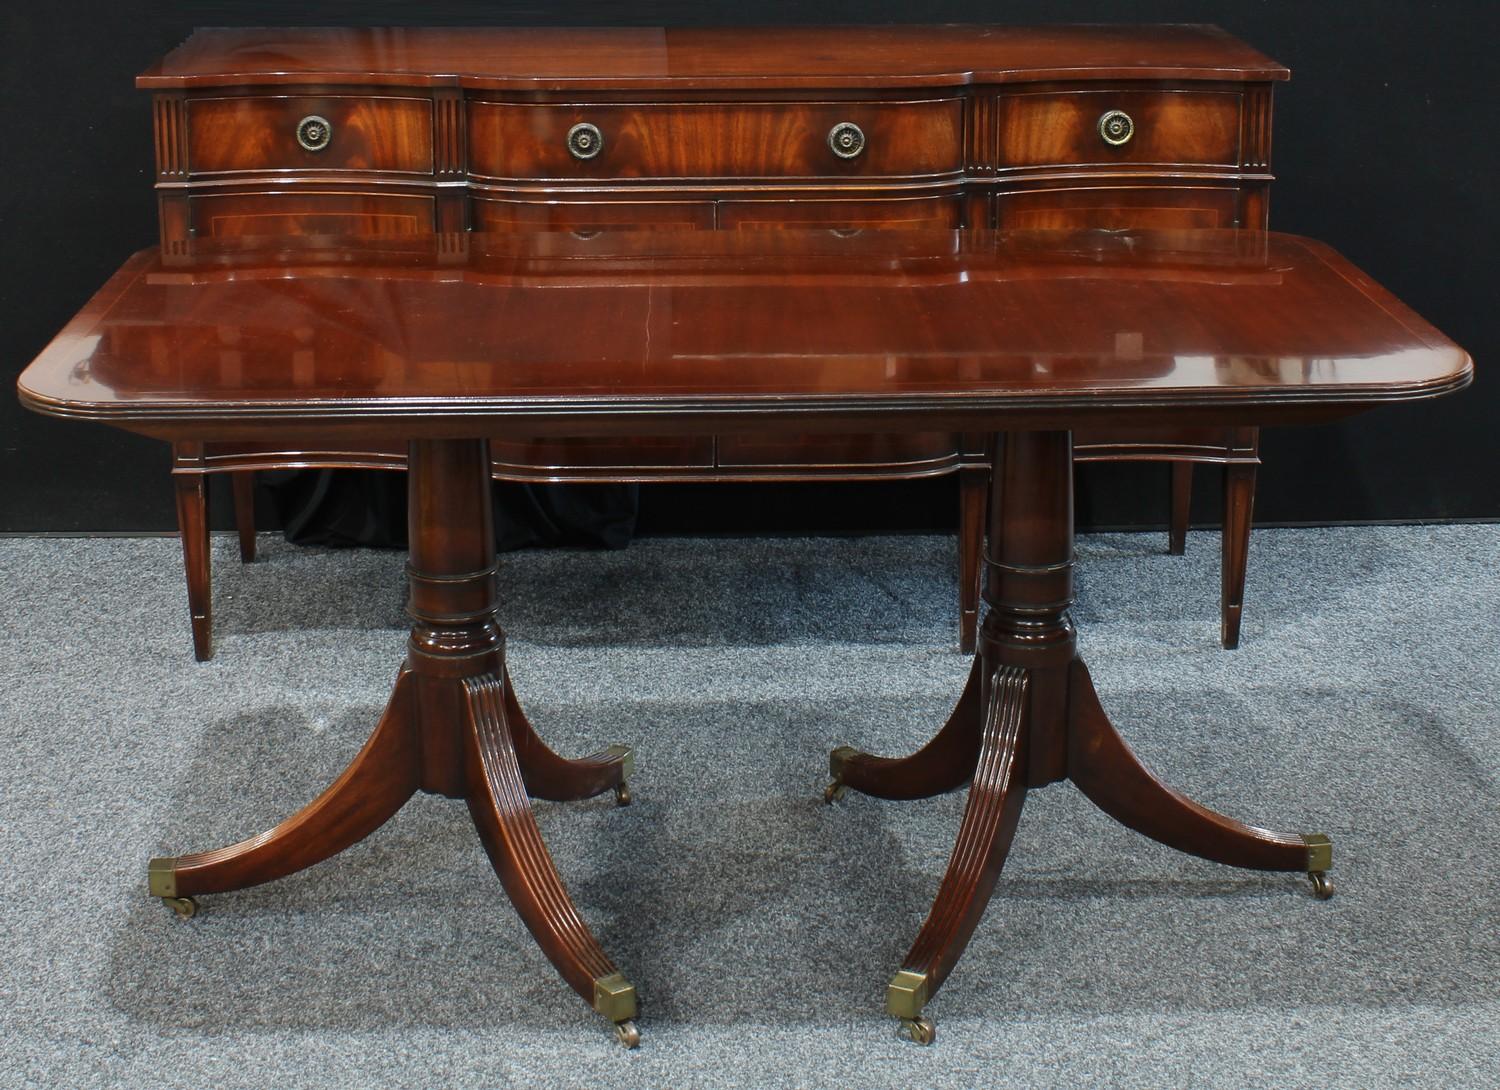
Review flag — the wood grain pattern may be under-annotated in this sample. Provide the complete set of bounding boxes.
[186,95,434,175]
[165,667,420,896]
[187,192,434,238]
[20,231,1470,440]
[993,184,1241,230]
[472,198,714,232]
[467,99,963,180]
[1067,659,1311,869]
[996,88,1243,170]
[138,26,1297,659]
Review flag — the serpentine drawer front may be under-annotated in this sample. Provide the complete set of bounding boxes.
[184,95,436,175]
[995,88,1244,171]
[466,99,965,180]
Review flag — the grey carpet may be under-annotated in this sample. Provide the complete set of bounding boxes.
[1,526,1496,1089]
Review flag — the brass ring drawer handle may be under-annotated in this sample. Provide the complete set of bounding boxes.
[828,121,866,160]
[567,122,604,160]
[296,114,333,152]
[1097,110,1135,147]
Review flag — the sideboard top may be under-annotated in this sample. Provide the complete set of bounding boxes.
[137,25,1288,90]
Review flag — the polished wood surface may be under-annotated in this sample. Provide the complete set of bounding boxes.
[138,25,1288,89]
[20,230,1468,436]
[19,228,1467,1040]
[139,24,1289,656]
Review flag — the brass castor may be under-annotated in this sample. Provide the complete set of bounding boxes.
[162,896,198,919]
[823,781,848,804]
[614,782,632,807]
[613,1020,641,1049]
[1308,871,1335,900]
[897,1016,936,1045]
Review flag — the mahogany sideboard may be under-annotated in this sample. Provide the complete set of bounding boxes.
[17,230,1471,1045]
[138,25,1287,660]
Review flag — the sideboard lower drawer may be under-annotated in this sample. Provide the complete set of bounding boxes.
[993,186,1240,230]
[997,89,1241,171]
[473,198,715,231]
[187,192,435,238]
[490,437,715,475]
[186,95,435,175]
[717,432,960,472]
[719,196,961,230]
[468,99,963,180]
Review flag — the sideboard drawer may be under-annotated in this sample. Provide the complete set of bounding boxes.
[717,432,960,472]
[188,193,435,238]
[473,198,715,232]
[719,196,961,231]
[468,99,963,180]
[186,95,435,175]
[993,186,1240,230]
[491,436,715,475]
[997,89,1241,170]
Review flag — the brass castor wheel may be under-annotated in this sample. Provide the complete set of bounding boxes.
[614,782,632,807]
[613,1020,641,1049]
[1308,871,1335,900]
[823,781,848,804]
[162,896,198,919]
[897,1016,936,1045]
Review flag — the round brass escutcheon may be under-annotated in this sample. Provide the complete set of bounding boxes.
[1098,109,1135,147]
[567,122,604,160]
[295,114,333,153]
[827,121,866,160]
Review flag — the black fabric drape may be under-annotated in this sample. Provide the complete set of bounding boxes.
[265,468,638,550]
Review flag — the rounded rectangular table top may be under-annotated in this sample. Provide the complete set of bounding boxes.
[16,229,1471,438]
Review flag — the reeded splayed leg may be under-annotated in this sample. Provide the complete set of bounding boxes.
[886,666,1029,1045]
[150,437,640,1046]
[881,431,1078,1040]
[1067,659,1332,895]
[464,674,638,1035]
[148,667,420,915]
[823,658,983,803]
[405,438,639,1045]
[504,665,633,805]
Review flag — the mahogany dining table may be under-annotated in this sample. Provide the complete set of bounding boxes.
[16,228,1471,1048]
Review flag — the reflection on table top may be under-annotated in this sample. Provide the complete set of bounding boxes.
[16,229,1471,434]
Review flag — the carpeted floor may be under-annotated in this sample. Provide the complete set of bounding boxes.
[1,526,1496,1089]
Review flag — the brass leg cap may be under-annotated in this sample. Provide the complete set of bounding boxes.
[592,972,638,1023]
[1301,833,1333,873]
[613,1020,641,1049]
[147,857,178,899]
[886,969,930,1020]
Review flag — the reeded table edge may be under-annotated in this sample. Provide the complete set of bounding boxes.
[16,367,1475,430]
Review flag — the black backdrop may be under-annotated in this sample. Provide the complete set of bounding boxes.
[3,2,1495,536]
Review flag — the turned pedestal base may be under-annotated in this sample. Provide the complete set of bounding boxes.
[825,430,1332,1044]
[149,439,642,1047]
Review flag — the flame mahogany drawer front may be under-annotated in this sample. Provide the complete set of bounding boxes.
[185,94,435,175]
[466,99,965,180]
[996,88,1243,171]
